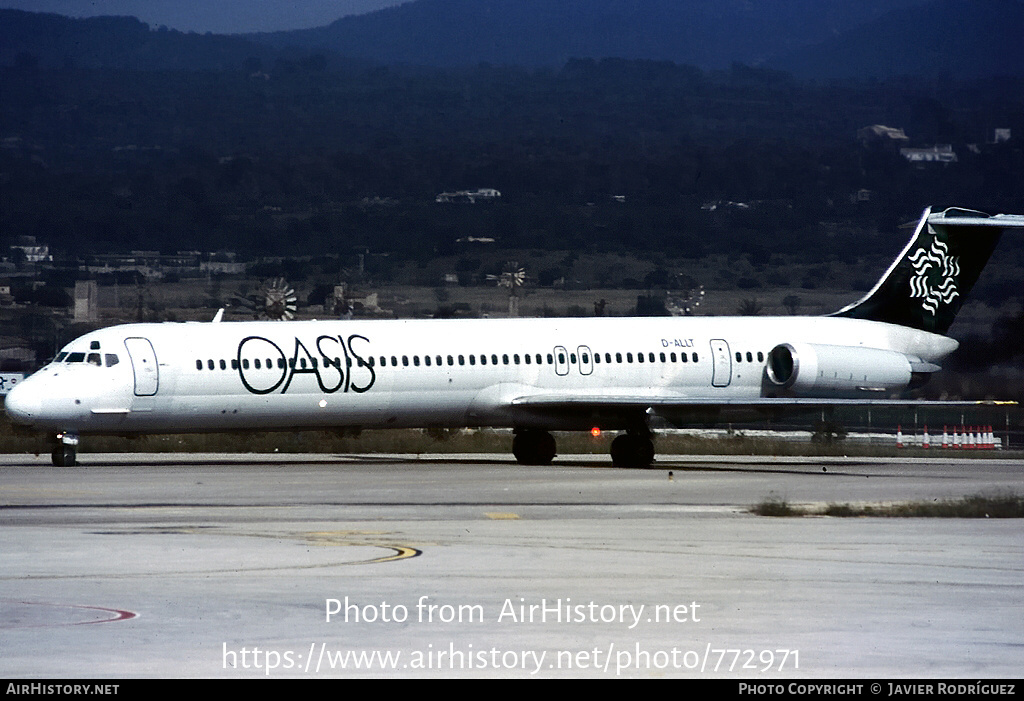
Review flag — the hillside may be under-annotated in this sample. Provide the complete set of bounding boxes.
[255,0,929,70]
[769,0,1024,79]
[4,1,1022,79]
[0,9,272,70]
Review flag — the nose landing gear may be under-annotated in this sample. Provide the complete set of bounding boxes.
[51,432,79,467]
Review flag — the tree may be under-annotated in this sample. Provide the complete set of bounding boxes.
[736,298,763,316]
[783,294,802,315]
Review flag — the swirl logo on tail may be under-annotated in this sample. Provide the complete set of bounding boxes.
[908,238,960,314]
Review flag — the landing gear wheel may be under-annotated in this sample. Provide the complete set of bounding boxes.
[512,430,556,465]
[51,445,76,467]
[610,434,655,468]
[50,432,79,467]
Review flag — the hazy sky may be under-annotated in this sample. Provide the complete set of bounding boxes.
[0,1,409,33]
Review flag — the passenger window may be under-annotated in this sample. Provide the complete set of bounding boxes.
[402,356,409,367]
[569,353,576,364]
[746,352,753,362]
[448,355,454,366]
[207,359,215,370]
[649,353,655,363]
[736,352,742,362]
[458,355,465,366]
[670,352,677,362]
[616,352,622,363]
[242,359,249,369]
[637,352,643,363]
[681,353,688,363]
[757,352,764,363]
[424,356,431,366]
[220,359,227,370]
[547,354,553,364]
[503,354,509,365]
[692,353,699,362]
[414,356,420,367]
[469,355,476,366]
[513,354,520,364]
[524,354,531,364]
[535,354,542,364]
[232,359,239,370]
[480,355,487,365]
[196,360,203,370]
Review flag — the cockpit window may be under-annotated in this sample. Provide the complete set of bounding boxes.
[105,354,119,367]
[55,352,68,362]
[87,353,102,366]
[66,352,86,363]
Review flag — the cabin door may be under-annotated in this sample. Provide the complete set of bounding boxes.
[709,339,732,388]
[124,337,159,396]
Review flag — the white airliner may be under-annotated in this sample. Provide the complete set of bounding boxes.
[5,207,1024,467]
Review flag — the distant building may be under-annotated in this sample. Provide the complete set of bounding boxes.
[857,124,909,146]
[993,128,1011,143]
[74,280,98,322]
[435,188,501,203]
[10,236,51,263]
[900,144,957,164]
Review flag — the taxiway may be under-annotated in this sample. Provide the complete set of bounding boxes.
[1,453,1021,678]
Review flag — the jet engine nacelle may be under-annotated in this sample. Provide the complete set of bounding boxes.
[766,342,913,395]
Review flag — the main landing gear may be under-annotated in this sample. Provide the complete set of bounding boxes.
[512,429,557,465]
[512,428,656,468]
[610,430,655,468]
[50,432,78,467]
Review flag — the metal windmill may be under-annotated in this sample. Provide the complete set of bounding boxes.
[666,284,705,316]
[487,261,526,317]
[261,277,298,320]
[231,277,299,320]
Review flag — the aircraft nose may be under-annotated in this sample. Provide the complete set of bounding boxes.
[4,381,41,425]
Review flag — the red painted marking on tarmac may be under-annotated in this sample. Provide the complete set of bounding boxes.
[68,603,138,625]
[4,601,138,628]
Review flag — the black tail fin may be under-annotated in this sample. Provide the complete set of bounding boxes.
[832,207,1024,334]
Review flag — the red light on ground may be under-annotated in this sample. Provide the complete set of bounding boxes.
[590,427,601,437]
